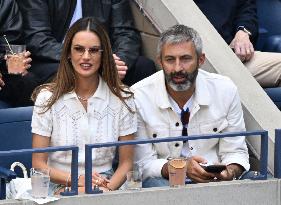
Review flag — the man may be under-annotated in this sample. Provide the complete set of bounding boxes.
[131,25,249,187]
[0,0,35,107]
[194,0,281,88]
[17,0,156,86]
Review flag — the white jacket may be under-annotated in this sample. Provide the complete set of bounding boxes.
[131,69,249,180]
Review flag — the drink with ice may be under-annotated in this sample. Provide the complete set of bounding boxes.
[5,45,26,74]
[30,168,50,198]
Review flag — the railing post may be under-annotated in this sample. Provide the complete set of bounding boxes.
[60,147,79,196]
[259,131,268,179]
[0,178,6,200]
[274,129,281,178]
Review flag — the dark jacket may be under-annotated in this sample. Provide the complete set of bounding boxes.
[194,0,258,46]
[17,0,141,69]
[0,0,23,69]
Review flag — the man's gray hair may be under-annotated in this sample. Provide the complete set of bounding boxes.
[157,24,203,57]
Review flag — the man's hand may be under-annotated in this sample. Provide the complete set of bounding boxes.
[185,156,216,183]
[113,54,128,80]
[0,72,5,90]
[230,30,254,62]
[22,51,32,76]
[215,163,244,181]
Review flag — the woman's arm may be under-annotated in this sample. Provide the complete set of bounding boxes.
[106,134,134,190]
[32,134,71,186]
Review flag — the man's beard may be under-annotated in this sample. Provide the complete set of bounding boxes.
[164,67,198,92]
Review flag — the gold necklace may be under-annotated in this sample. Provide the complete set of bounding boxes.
[77,95,89,101]
[76,90,96,102]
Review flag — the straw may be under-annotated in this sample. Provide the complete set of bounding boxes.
[3,35,15,55]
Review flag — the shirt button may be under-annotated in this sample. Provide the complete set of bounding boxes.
[190,147,193,150]
[175,122,180,127]
[213,128,218,132]
[175,143,180,147]
[152,133,157,138]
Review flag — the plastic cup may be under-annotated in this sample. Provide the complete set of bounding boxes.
[30,168,50,198]
[5,45,26,74]
[126,170,142,190]
[168,158,187,187]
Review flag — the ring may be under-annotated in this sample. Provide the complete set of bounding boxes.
[95,179,99,184]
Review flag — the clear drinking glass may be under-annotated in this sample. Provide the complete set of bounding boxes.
[126,170,142,190]
[30,168,50,198]
[5,45,26,74]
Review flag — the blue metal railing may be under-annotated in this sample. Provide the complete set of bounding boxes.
[85,130,268,194]
[274,129,281,178]
[0,146,79,199]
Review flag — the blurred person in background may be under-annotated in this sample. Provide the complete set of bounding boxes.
[195,0,281,88]
[17,0,156,87]
[0,0,36,107]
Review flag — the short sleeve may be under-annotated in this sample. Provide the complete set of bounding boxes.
[119,97,137,137]
[31,90,53,137]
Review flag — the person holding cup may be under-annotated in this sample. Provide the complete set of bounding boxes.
[131,25,250,187]
[0,0,38,107]
[31,17,137,194]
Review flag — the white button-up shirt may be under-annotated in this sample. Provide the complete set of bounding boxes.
[131,69,249,180]
[32,77,137,175]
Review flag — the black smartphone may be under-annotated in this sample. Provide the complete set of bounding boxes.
[201,164,226,173]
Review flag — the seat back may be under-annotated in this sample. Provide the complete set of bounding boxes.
[257,0,281,52]
[0,106,33,177]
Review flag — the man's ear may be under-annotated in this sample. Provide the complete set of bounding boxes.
[156,56,162,68]
[198,53,206,67]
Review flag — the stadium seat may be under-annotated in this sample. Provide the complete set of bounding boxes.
[256,0,281,52]
[0,106,33,177]
[264,88,281,110]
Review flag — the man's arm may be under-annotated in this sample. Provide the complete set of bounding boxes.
[110,0,141,72]
[0,0,23,45]
[134,107,167,180]
[230,0,258,62]
[16,0,62,62]
[234,0,258,42]
[218,87,250,179]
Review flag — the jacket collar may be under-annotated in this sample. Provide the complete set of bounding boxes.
[155,69,210,109]
[193,70,211,106]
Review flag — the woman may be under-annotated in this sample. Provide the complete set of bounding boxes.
[31,17,137,194]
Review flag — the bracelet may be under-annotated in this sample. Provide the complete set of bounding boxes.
[78,174,83,186]
[66,173,71,187]
[105,184,113,191]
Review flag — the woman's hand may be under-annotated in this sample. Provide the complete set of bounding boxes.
[92,171,110,188]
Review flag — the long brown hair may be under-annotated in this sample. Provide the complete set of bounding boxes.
[32,17,133,112]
